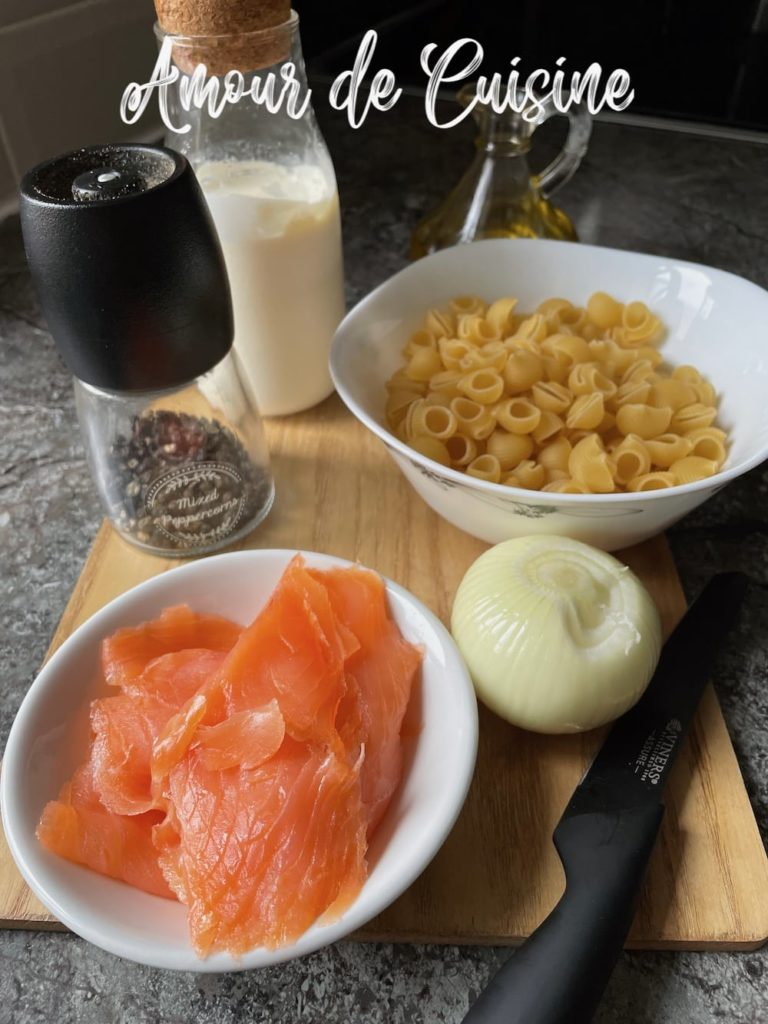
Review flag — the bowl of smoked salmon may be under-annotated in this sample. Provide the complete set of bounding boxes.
[1,550,477,971]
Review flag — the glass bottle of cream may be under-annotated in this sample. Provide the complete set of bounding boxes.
[156,11,346,417]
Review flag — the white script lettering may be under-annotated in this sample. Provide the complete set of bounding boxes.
[329,30,402,128]
[120,35,312,134]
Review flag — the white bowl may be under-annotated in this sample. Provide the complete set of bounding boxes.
[330,238,768,551]
[1,550,477,972]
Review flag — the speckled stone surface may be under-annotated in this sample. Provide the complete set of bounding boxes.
[1,95,768,1023]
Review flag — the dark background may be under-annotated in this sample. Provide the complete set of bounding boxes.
[294,0,768,131]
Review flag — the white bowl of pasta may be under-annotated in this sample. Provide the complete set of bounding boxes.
[330,238,768,551]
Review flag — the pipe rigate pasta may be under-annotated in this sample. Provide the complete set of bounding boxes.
[430,368,463,390]
[485,297,518,334]
[495,397,541,435]
[671,364,703,384]
[384,290,728,494]
[445,433,478,467]
[409,435,451,466]
[611,378,653,410]
[647,378,697,412]
[537,436,572,473]
[686,427,727,465]
[406,347,442,382]
[610,435,652,485]
[486,430,534,470]
[512,460,546,489]
[620,358,657,385]
[386,390,421,427]
[467,453,502,483]
[458,369,505,406]
[409,403,458,441]
[620,301,664,346]
[536,297,574,318]
[532,410,565,446]
[569,434,615,493]
[439,338,474,370]
[515,313,548,343]
[425,307,454,338]
[450,397,496,440]
[542,477,589,493]
[615,403,673,440]
[471,317,504,345]
[459,340,508,372]
[566,393,605,431]
[627,471,677,491]
[386,368,425,395]
[644,433,693,469]
[531,380,572,414]
[404,329,437,355]
[691,379,717,406]
[669,455,719,485]
[503,349,544,393]
[586,291,624,330]
[568,363,617,399]
[541,334,591,372]
[670,403,718,434]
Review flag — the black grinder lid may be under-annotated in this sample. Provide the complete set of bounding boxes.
[19,144,234,392]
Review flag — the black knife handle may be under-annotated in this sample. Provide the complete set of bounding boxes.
[463,802,665,1024]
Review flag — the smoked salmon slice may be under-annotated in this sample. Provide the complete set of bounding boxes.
[90,692,176,815]
[91,650,228,815]
[313,566,422,832]
[126,648,228,702]
[37,557,423,957]
[154,737,367,956]
[151,693,209,787]
[101,606,241,689]
[213,558,359,743]
[196,701,285,771]
[37,760,175,900]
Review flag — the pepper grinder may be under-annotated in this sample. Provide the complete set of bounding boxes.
[20,143,274,556]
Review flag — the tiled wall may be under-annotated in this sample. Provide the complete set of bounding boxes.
[0,0,161,215]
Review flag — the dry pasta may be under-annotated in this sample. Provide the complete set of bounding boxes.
[686,427,727,464]
[467,453,502,483]
[644,433,693,469]
[569,434,615,493]
[628,471,677,491]
[566,393,604,431]
[495,397,541,434]
[385,290,729,494]
[537,436,572,473]
[445,433,478,467]
[615,403,672,440]
[669,455,719,485]
[486,430,534,470]
[610,434,651,486]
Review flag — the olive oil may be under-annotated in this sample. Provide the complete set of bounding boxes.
[410,83,588,259]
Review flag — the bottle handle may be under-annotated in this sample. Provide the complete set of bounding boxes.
[534,95,592,199]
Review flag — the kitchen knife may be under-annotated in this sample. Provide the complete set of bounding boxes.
[462,571,748,1024]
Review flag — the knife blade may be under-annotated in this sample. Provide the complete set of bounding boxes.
[462,572,748,1024]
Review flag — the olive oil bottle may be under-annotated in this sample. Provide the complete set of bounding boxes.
[411,83,591,259]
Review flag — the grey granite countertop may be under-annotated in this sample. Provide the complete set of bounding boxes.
[2,95,768,1023]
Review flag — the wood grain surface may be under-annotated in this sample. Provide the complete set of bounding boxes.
[2,395,767,949]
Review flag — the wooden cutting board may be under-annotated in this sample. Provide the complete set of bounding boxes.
[2,395,768,949]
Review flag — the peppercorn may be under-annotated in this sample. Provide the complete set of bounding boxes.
[106,409,271,552]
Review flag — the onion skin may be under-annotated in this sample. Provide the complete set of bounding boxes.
[451,536,662,734]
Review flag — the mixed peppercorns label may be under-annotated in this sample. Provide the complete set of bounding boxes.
[146,462,246,546]
[108,409,272,553]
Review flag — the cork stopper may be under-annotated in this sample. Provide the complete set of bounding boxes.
[155,0,293,75]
